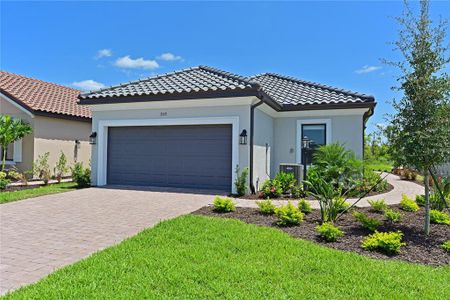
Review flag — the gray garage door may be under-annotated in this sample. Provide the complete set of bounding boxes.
[107,125,232,191]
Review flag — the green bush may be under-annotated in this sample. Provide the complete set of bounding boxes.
[316,222,344,242]
[261,179,283,199]
[354,169,389,195]
[384,209,402,223]
[0,171,9,190]
[33,152,51,185]
[429,210,450,225]
[415,194,449,211]
[368,199,388,213]
[353,211,381,232]
[291,184,304,198]
[298,199,312,214]
[54,151,69,183]
[213,196,236,213]
[400,194,419,212]
[71,162,91,188]
[256,199,276,215]
[274,172,297,194]
[234,166,248,196]
[333,197,350,213]
[362,231,406,255]
[275,201,304,226]
[415,194,425,206]
[441,241,450,253]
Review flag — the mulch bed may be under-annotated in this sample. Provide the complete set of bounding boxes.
[237,182,394,200]
[193,205,449,266]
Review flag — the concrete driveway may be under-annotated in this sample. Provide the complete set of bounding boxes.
[0,187,215,294]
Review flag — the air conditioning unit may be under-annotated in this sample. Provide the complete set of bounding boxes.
[279,163,303,183]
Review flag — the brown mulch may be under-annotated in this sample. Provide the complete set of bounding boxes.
[193,205,449,267]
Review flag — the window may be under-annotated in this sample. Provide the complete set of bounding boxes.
[0,143,14,161]
[302,124,326,150]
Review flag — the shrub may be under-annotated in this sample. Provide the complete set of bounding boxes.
[362,231,406,255]
[316,222,344,242]
[256,199,276,215]
[71,162,91,188]
[368,199,388,213]
[54,151,69,183]
[429,210,450,225]
[261,179,283,198]
[415,194,449,211]
[353,169,389,196]
[415,194,425,206]
[291,184,304,198]
[333,197,350,213]
[384,209,402,223]
[298,199,312,214]
[275,201,304,226]
[353,211,381,232]
[441,241,450,253]
[33,152,51,185]
[400,194,419,212]
[274,172,297,194]
[0,171,9,190]
[213,196,236,213]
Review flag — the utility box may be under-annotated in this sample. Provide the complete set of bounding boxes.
[279,163,303,183]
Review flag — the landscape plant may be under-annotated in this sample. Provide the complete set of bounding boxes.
[384,209,402,223]
[316,222,344,242]
[234,166,248,196]
[274,172,297,194]
[353,212,381,232]
[368,199,388,213]
[362,231,406,255]
[256,199,276,215]
[298,199,312,214]
[54,151,69,183]
[0,114,33,170]
[385,0,450,234]
[213,196,235,213]
[0,171,9,190]
[441,241,450,253]
[260,179,283,198]
[33,152,51,185]
[275,201,303,226]
[429,209,450,225]
[71,162,91,188]
[400,194,419,212]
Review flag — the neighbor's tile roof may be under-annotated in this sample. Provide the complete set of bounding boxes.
[79,66,375,109]
[250,73,374,107]
[80,66,258,100]
[0,71,91,119]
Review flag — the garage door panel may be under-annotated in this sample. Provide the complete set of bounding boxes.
[107,125,232,191]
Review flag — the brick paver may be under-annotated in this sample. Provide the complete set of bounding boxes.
[0,187,214,294]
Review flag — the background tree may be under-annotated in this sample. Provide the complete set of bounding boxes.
[386,0,450,234]
[0,115,33,170]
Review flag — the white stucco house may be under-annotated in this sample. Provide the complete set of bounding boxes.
[79,66,376,194]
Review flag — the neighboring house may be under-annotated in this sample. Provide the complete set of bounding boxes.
[79,66,375,193]
[0,71,91,173]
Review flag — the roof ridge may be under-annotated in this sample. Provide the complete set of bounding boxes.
[253,72,374,100]
[0,70,81,93]
[198,65,260,88]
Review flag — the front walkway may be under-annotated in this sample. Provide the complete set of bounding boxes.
[234,173,424,209]
[0,187,212,294]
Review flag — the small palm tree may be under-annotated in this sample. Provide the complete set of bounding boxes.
[0,115,33,170]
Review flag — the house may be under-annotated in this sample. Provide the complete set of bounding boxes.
[0,71,91,173]
[79,66,375,193]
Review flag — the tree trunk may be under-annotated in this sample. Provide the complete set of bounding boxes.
[424,170,430,235]
[1,148,6,171]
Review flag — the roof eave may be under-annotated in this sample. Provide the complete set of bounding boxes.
[279,101,376,112]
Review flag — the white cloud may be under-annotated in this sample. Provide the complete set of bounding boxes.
[72,80,106,91]
[114,55,159,70]
[157,52,182,61]
[355,65,381,74]
[96,49,112,59]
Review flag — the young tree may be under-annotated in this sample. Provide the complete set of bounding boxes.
[386,0,450,234]
[0,115,33,170]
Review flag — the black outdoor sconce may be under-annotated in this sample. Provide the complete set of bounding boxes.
[239,129,247,145]
[89,132,97,145]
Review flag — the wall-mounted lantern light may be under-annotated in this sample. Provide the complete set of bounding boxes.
[89,132,97,145]
[239,129,247,145]
[302,135,311,149]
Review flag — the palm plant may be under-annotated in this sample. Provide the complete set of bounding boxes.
[0,115,33,170]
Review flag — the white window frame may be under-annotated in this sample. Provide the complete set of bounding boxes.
[296,119,332,164]
[96,116,240,193]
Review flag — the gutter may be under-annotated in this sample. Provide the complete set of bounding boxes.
[249,97,264,194]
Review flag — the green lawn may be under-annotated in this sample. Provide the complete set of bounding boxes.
[0,182,78,204]
[365,158,393,172]
[4,215,449,299]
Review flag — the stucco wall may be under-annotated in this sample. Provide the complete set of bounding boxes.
[90,103,251,187]
[253,107,273,189]
[272,114,364,171]
[33,116,91,174]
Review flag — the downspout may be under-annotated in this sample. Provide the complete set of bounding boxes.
[249,98,264,194]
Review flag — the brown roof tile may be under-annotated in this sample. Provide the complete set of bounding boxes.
[0,71,91,119]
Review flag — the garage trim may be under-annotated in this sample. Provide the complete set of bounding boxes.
[96,116,240,193]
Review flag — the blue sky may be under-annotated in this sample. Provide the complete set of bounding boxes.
[1,1,449,132]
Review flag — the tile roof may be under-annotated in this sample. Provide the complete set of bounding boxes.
[0,71,91,119]
[249,73,375,107]
[79,65,375,110]
[80,66,258,100]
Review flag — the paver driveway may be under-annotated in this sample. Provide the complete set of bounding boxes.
[0,187,214,294]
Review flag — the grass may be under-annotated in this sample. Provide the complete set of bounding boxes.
[365,158,393,172]
[0,182,78,204]
[4,215,449,299]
